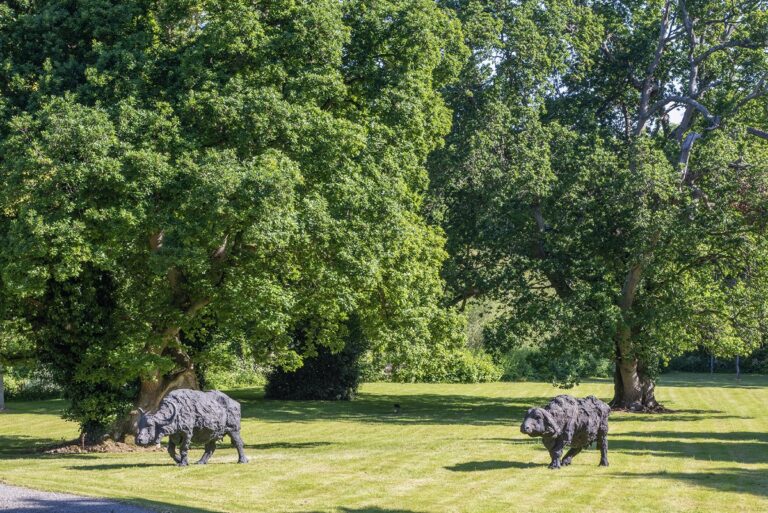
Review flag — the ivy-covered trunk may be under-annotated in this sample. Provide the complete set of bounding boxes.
[113,328,200,442]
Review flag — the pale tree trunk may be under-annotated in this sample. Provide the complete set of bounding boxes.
[610,352,660,411]
[609,264,663,411]
[0,364,5,412]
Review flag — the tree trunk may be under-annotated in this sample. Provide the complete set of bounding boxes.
[736,356,741,380]
[610,357,659,411]
[137,368,199,411]
[111,347,199,442]
[0,364,5,412]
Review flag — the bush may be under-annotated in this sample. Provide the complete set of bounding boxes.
[265,339,365,400]
[204,358,267,390]
[495,347,612,383]
[3,365,62,400]
[498,348,539,381]
[265,318,367,400]
[373,347,502,384]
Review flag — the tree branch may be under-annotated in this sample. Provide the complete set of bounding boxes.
[747,127,768,140]
[693,38,764,65]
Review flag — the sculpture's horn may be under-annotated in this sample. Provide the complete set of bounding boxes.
[137,407,146,416]
[541,409,560,436]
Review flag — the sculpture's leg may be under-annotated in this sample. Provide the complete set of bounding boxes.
[196,441,216,465]
[178,432,191,466]
[561,447,582,466]
[167,440,182,464]
[229,430,249,464]
[548,440,565,469]
[598,431,609,467]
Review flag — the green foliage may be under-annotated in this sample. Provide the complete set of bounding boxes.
[430,0,768,396]
[668,346,768,375]
[2,365,61,400]
[0,0,468,427]
[203,359,267,391]
[366,346,502,383]
[265,320,368,400]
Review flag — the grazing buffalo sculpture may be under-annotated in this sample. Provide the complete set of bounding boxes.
[135,389,249,466]
[520,395,610,469]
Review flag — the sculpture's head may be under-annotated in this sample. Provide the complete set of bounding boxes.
[520,407,558,437]
[135,409,161,446]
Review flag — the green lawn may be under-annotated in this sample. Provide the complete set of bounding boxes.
[1,373,767,513]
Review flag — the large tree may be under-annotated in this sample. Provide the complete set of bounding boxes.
[431,0,768,409]
[0,0,466,437]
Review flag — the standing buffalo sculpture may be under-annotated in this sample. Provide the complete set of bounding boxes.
[520,395,610,469]
[135,389,249,466]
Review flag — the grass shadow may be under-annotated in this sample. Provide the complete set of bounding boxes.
[229,388,559,427]
[609,437,768,464]
[609,412,751,423]
[445,460,539,471]
[613,468,768,498]
[478,437,539,445]
[617,430,768,443]
[659,372,768,389]
[245,441,332,450]
[66,463,172,470]
[0,435,102,460]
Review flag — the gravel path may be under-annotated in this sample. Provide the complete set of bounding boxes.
[0,483,160,513]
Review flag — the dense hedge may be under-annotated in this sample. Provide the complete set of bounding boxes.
[264,318,367,400]
[265,341,365,400]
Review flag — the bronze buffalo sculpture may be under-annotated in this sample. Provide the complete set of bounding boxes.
[520,395,610,469]
[135,389,248,465]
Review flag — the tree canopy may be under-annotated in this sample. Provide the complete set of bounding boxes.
[430,0,768,408]
[0,0,469,435]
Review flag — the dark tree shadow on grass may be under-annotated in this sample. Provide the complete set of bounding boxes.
[445,460,538,471]
[609,411,751,423]
[609,437,768,464]
[613,468,768,498]
[478,437,540,445]
[617,431,768,443]
[245,441,332,450]
[658,373,768,389]
[66,463,172,470]
[0,435,101,460]
[228,388,560,427]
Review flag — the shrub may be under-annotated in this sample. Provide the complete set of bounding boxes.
[378,347,502,384]
[4,365,62,400]
[265,338,365,400]
[204,358,267,390]
[264,318,367,400]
